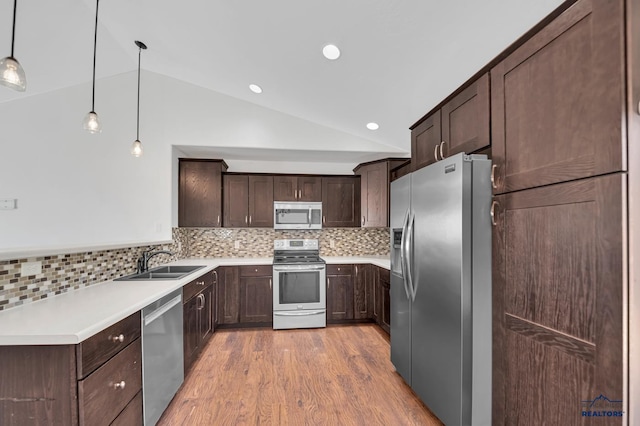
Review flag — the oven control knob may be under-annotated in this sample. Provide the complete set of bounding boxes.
[297,305,303,310]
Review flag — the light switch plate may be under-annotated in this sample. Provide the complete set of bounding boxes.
[0,199,17,210]
[234,241,241,249]
[330,240,335,249]
[21,261,42,277]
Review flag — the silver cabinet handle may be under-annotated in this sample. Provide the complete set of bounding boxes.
[327,278,330,289]
[212,270,218,283]
[217,215,220,226]
[433,145,439,161]
[361,216,365,226]
[269,278,272,290]
[245,215,248,225]
[249,215,252,225]
[491,165,498,189]
[439,141,445,159]
[113,381,126,390]
[490,201,499,226]
[355,265,358,275]
[323,215,326,225]
[197,280,205,286]
[111,334,124,343]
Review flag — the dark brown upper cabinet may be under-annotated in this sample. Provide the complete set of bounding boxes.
[491,0,625,194]
[223,175,274,227]
[354,160,392,227]
[321,176,361,227]
[273,175,322,202]
[178,159,228,227]
[411,73,490,172]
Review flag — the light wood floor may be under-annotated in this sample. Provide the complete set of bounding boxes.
[159,324,442,425]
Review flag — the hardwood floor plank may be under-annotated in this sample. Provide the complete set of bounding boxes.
[159,325,442,425]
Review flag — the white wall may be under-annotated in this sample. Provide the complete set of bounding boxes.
[0,71,396,256]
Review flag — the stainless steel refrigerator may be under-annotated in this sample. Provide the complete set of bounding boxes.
[390,153,492,426]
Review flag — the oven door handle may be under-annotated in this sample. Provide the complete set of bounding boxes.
[273,310,326,316]
[273,266,325,271]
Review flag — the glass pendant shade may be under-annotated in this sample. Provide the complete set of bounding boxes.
[82,111,101,133]
[0,56,26,92]
[131,140,143,157]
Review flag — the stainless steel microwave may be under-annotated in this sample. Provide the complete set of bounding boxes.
[274,201,322,230]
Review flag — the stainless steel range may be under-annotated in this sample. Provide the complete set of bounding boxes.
[272,239,326,330]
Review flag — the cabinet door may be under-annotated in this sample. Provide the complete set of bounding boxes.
[240,276,273,323]
[178,160,224,227]
[411,110,441,172]
[199,285,213,344]
[183,296,200,373]
[491,0,624,194]
[379,270,391,334]
[353,264,371,319]
[372,267,381,324]
[441,73,490,158]
[217,266,240,324]
[492,174,624,425]
[248,175,274,227]
[360,162,389,227]
[298,176,322,202]
[273,175,298,202]
[326,265,354,320]
[322,177,361,227]
[223,175,249,227]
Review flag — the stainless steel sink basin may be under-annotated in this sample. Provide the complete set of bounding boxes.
[115,265,206,281]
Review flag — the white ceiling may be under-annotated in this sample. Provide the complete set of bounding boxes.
[0,0,565,161]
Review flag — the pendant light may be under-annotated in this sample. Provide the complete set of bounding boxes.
[82,0,101,133]
[131,40,147,157]
[0,0,26,92]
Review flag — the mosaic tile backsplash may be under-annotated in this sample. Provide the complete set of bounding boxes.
[0,227,388,311]
[183,227,390,258]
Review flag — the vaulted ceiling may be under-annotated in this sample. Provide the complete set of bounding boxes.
[0,0,564,160]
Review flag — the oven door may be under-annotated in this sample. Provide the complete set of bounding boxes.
[273,265,326,311]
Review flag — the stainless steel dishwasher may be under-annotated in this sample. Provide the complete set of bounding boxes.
[142,289,184,425]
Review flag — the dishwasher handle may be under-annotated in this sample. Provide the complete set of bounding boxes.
[144,294,182,326]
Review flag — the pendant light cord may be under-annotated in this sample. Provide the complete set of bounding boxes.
[136,46,141,140]
[10,0,17,57]
[91,0,99,111]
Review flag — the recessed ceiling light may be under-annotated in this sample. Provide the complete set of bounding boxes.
[322,44,341,60]
[366,122,379,130]
[249,84,262,94]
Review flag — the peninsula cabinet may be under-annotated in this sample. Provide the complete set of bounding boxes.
[223,175,274,227]
[411,73,490,172]
[183,270,214,374]
[0,313,143,425]
[491,174,625,425]
[273,175,322,202]
[178,159,228,227]
[239,265,273,324]
[322,176,361,227]
[490,0,625,194]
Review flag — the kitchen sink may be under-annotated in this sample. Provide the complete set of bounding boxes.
[115,265,206,281]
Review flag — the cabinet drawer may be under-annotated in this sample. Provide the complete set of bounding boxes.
[111,391,142,426]
[77,312,141,379]
[239,265,272,277]
[183,272,212,302]
[78,338,142,426]
[327,264,353,275]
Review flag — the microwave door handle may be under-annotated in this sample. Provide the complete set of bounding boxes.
[308,208,312,228]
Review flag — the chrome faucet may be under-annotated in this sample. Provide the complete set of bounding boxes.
[137,249,175,273]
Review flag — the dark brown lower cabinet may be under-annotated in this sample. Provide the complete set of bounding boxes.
[183,272,214,373]
[239,265,273,324]
[354,264,372,319]
[327,264,355,321]
[0,314,143,426]
[377,267,391,334]
[492,174,625,425]
[216,266,240,325]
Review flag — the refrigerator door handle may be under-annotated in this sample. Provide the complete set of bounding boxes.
[400,208,411,299]
[405,212,416,301]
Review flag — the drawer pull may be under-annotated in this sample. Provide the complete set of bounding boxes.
[111,334,124,343]
[197,281,205,286]
[113,380,126,390]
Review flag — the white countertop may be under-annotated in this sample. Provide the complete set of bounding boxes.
[0,256,388,346]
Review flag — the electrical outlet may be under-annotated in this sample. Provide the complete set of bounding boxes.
[0,199,17,210]
[21,261,42,277]
[330,240,335,249]
[234,241,241,249]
